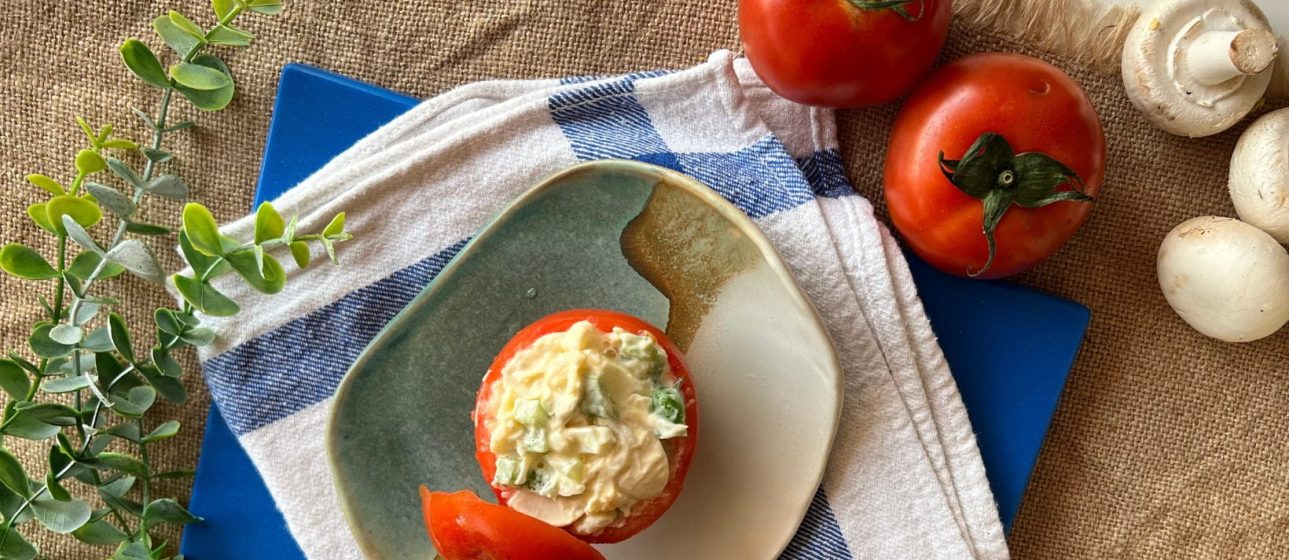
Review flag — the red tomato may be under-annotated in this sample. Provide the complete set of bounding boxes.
[739,0,952,107]
[473,309,698,544]
[420,487,606,560]
[884,53,1106,279]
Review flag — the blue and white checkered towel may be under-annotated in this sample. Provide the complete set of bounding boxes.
[190,51,1009,559]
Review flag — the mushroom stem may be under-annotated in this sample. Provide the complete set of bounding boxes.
[1186,28,1279,86]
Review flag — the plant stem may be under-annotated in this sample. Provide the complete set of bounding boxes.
[50,239,67,322]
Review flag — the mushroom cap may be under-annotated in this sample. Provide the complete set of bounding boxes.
[1230,107,1289,243]
[1122,0,1275,138]
[1158,216,1289,342]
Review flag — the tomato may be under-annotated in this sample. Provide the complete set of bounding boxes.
[739,0,952,107]
[420,488,606,560]
[884,53,1106,279]
[473,309,698,544]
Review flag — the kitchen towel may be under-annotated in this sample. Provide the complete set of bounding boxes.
[184,50,1009,559]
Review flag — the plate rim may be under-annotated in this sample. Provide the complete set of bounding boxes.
[326,159,844,558]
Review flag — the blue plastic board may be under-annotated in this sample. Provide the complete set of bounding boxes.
[180,64,1089,557]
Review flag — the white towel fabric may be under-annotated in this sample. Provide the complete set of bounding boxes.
[188,50,1008,559]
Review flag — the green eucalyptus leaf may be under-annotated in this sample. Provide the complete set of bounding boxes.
[119,39,170,89]
[155,309,183,336]
[75,116,96,143]
[75,149,106,174]
[138,365,187,405]
[143,420,180,443]
[151,348,182,378]
[164,120,196,132]
[145,175,189,199]
[7,355,40,376]
[0,526,37,560]
[225,250,285,294]
[181,203,223,256]
[105,158,143,189]
[142,148,173,164]
[170,61,231,91]
[254,202,285,244]
[153,13,199,58]
[47,195,103,235]
[167,10,207,40]
[89,452,149,478]
[63,216,103,255]
[104,424,141,443]
[142,498,199,530]
[42,376,91,393]
[98,476,134,499]
[107,313,134,363]
[175,54,235,111]
[27,203,57,234]
[111,386,156,418]
[25,174,66,195]
[73,301,101,326]
[0,244,58,280]
[97,124,113,145]
[179,327,215,347]
[82,328,113,353]
[112,541,150,560]
[248,0,284,15]
[178,231,229,278]
[29,323,74,359]
[131,107,156,130]
[0,360,32,400]
[104,240,165,284]
[69,252,125,280]
[84,182,135,218]
[47,325,83,346]
[289,241,310,268]
[212,0,237,19]
[172,275,239,317]
[62,271,85,298]
[102,139,138,150]
[0,449,31,498]
[31,496,91,534]
[321,236,337,264]
[45,471,71,502]
[208,25,253,46]
[124,222,171,236]
[323,212,346,238]
[72,518,129,546]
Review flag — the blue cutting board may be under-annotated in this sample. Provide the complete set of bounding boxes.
[179,64,1089,558]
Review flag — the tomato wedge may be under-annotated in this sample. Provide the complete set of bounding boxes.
[473,309,699,543]
[420,487,605,560]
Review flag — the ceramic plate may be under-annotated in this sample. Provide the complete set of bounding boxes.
[327,160,843,559]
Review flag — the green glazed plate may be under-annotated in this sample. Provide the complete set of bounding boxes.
[327,160,843,559]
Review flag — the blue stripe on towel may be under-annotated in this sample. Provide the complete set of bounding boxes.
[779,486,854,559]
[798,149,856,199]
[205,239,469,435]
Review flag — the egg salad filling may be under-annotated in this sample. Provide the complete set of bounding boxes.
[484,320,688,535]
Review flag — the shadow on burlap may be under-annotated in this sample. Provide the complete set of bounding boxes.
[0,1,1284,558]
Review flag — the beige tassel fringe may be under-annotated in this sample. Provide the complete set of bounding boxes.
[952,0,1289,100]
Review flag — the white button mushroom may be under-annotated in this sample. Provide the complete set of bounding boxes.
[1229,107,1289,243]
[1122,0,1278,137]
[1158,216,1289,342]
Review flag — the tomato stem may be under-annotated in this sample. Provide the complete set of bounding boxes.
[938,132,1094,277]
[845,0,926,21]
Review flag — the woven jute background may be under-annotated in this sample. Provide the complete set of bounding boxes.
[1,1,1285,558]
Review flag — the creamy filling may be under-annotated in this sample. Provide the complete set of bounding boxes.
[484,321,687,534]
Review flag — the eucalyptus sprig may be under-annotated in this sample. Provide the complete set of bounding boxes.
[0,2,352,558]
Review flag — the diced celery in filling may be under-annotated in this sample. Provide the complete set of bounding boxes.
[492,456,523,486]
[514,399,549,426]
[484,321,689,535]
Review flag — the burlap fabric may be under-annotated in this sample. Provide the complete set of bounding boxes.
[1,1,1284,558]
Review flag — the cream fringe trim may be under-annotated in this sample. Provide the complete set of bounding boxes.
[953,0,1289,100]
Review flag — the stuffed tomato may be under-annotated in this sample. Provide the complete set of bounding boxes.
[473,309,698,543]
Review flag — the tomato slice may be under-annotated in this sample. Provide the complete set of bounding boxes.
[420,487,605,560]
[473,309,699,544]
